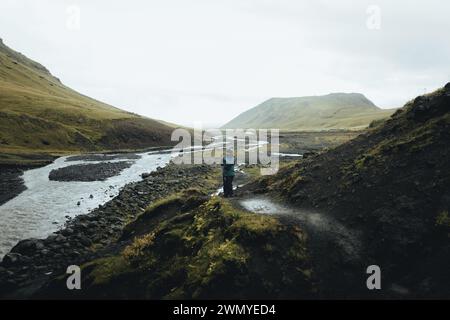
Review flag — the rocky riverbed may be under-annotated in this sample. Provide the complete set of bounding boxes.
[0,166,26,206]
[49,161,134,182]
[0,162,220,298]
[66,153,142,162]
[0,163,53,206]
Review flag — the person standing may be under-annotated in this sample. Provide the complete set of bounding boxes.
[221,149,235,197]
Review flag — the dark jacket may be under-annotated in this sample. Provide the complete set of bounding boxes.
[221,156,235,177]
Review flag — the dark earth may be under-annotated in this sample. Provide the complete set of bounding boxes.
[0,166,26,206]
[0,162,220,298]
[48,161,133,182]
[66,153,142,162]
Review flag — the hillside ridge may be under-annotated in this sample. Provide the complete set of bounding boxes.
[0,38,175,164]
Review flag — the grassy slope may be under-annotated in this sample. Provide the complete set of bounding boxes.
[0,38,174,164]
[254,84,450,297]
[223,93,396,130]
[39,189,314,299]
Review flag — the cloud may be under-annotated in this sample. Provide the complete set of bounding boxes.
[1,0,449,126]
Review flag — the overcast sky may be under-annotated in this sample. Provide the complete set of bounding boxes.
[1,0,449,127]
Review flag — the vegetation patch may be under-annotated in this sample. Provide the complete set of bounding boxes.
[42,190,314,299]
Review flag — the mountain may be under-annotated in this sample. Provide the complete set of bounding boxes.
[253,83,450,297]
[0,38,175,164]
[222,93,396,130]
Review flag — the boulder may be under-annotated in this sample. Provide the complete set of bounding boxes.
[61,228,74,236]
[78,235,92,247]
[2,253,28,267]
[11,239,45,256]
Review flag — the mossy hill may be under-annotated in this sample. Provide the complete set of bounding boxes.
[37,189,315,299]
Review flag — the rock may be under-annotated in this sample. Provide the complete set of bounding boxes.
[54,234,66,242]
[89,194,94,199]
[77,201,81,206]
[2,253,25,267]
[61,228,74,236]
[45,234,58,243]
[303,151,318,159]
[49,162,132,182]
[11,239,45,256]
[78,235,92,247]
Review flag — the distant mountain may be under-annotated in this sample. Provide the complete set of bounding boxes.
[222,93,396,130]
[0,38,175,164]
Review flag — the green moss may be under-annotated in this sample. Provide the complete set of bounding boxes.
[351,112,449,172]
[84,256,131,285]
[436,211,450,228]
[73,193,314,299]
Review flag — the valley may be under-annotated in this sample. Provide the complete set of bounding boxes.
[0,37,448,300]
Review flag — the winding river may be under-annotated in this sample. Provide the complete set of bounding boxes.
[0,137,300,259]
[0,151,172,258]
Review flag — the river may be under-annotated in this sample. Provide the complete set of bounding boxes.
[0,151,172,258]
[0,137,300,259]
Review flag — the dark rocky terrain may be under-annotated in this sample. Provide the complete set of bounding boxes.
[0,159,55,205]
[48,161,133,182]
[66,153,141,162]
[36,189,314,299]
[0,163,221,298]
[249,83,450,298]
[0,166,26,206]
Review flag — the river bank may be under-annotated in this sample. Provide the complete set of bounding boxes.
[0,145,176,206]
[0,162,55,206]
[48,161,134,182]
[0,162,221,298]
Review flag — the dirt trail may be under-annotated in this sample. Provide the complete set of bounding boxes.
[231,194,368,297]
[213,164,369,296]
[238,196,362,259]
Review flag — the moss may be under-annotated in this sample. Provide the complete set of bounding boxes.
[84,256,131,285]
[122,232,157,262]
[69,193,314,299]
[369,118,386,128]
[436,211,450,228]
[351,112,449,172]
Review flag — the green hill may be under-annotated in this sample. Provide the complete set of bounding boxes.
[0,38,175,164]
[222,93,396,130]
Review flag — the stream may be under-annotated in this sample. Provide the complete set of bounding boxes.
[0,137,301,259]
[0,151,172,258]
